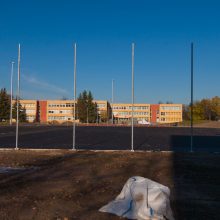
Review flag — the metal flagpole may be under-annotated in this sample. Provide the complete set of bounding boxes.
[73,43,77,150]
[10,61,15,125]
[131,43,135,152]
[190,43,194,152]
[15,44,20,150]
[112,79,114,124]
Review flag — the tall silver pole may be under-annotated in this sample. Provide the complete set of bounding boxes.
[107,107,109,125]
[190,43,194,152]
[131,43,134,152]
[112,79,114,124]
[87,107,89,125]
[10,61,14,125]
[97,110,98,124]
[15,44,20,150]
[73,43,76,150]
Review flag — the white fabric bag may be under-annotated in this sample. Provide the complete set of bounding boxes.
[99,176,174,220]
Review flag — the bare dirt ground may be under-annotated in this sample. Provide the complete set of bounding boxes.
[0,150,220,220]
[192,121,220,128]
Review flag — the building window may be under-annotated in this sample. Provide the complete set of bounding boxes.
[161,106,181,111]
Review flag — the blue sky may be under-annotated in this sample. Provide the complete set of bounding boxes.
[0,0,219,104]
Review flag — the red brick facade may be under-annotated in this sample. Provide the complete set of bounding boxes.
[39,101,47,123]
[150,104,159,123]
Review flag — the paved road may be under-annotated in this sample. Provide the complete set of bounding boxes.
[0,125,220,152]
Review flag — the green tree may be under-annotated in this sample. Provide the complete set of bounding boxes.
[77,90,98,123]
[12,100,27,122]
[77,92,86,122]
[0,88,10,122]
[87,91,98,123]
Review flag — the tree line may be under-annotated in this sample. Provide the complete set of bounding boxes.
[0,88,27,122]
[183,96,220,121]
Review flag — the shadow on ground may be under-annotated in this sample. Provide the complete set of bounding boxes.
[171,152,220,219]
[171,135,220,152]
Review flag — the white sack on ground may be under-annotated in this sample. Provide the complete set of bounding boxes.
[99,176,174,220]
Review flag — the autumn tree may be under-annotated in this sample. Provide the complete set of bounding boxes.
[183,96,220,121]
[100,111,109,122]
[210,96,220,120]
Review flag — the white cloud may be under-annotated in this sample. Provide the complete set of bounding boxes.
[22,74,69,96]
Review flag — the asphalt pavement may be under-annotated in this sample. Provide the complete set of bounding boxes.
[0,125,220,152]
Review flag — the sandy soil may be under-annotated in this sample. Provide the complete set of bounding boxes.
[0,150,220,220]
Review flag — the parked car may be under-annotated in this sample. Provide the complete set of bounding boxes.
[138,119,151,125]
